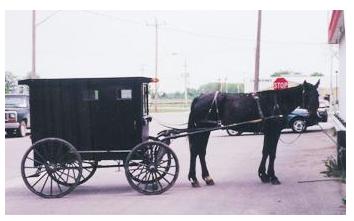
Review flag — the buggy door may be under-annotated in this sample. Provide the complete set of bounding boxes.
[91,85,139,150]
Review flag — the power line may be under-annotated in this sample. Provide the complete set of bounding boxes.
[163,25,327,45]
[36,10,61,27]
[82,10,145,25]
[80,11,327,46]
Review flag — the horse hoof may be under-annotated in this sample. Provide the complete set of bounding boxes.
[203,176,215,186]
[191,180,201,188]
[270,177,281,185]
[259,173,270,183]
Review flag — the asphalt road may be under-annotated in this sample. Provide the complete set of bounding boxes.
[5,112,345,214]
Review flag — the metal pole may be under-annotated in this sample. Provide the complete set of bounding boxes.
[183,57,188,105]
[32,10,36,79]
[154,17,159,112]
[253,10,262,92]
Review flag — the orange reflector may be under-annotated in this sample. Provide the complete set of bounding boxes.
[151,78,159,83]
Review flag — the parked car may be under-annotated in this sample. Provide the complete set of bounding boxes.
[226,108,328,136]
[286,108,328,133]
[5,94,30,137]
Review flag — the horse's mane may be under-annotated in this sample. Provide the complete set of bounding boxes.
[257,84,303,96]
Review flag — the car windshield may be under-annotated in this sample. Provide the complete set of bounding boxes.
[5,96,27,108]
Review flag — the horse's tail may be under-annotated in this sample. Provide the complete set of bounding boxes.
[188,96,199,130]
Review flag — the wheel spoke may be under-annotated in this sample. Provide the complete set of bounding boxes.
[59,170,77,180]
[40,173,50,194]
[25,169,46,178]
[125,141,178,195]
[156,168,175,176]
[54,170,67,183]
[156,170,172,185]
[30,171,48,188]
[129,164,143,174]
[56,178,63,193]
[133,167,148,180]
[50,176,53,196]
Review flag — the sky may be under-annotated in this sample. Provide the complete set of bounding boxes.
[5,10,335,92]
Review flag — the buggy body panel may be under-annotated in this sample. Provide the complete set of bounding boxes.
[19,77,152,159]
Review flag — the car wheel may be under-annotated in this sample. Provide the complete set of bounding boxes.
[226,129,243,136]
[6,129,14,137]
[17,121,27,137]
[291,118,307,133]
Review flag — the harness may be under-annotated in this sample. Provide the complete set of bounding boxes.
[202,91,282,127]
[252,92,282,120]
[201,91,223,126]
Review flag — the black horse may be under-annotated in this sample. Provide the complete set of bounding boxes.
[187,80,320,187]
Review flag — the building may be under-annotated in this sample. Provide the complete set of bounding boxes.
[328,10,346,170]
[328,10,346,123]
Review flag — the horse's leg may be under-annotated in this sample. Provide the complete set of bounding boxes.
[267,127,282,185]
[188,150,200,187]
[258,145,270,183]
[188,133,201,187]
[198,132,214,185]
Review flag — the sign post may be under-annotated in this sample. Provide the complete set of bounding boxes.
[273,77,288,90]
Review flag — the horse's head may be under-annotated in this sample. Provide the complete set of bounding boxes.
[301,80,320,116]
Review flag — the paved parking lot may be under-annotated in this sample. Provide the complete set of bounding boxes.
[5,112,345,214]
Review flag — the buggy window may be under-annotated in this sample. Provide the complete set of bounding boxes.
[116,89,132,100]
[142,84,149,115]
[83,89,99,101]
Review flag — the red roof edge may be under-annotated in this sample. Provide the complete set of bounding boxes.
[328,10,343,43]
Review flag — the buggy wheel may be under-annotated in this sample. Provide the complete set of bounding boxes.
[125,141,179,195]
[51,160,97,186]
[21,138,82,198]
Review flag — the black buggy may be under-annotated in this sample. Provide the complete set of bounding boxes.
[19,77,179,198]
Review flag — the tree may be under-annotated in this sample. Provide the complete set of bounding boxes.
[5,71,18,94]
[271,70,291,78]
[198,82,220,93]
[198,82,244,94]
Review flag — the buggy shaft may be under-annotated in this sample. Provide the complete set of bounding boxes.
[160,115,283,142]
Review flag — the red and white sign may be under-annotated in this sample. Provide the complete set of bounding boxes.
[273,77,288,90]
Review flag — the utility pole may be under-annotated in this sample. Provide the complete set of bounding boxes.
[32,10,36,79]
[147,18,165,112]
[182,57,189,105]
[253,10,262,92]
[224,77,228,93]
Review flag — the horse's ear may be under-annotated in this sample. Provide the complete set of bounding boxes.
[303,80,307,85]
[315,79,320,88]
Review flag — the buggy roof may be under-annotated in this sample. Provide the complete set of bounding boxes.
[19,76,153,86]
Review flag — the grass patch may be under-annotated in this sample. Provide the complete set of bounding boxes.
[321,156,346,183]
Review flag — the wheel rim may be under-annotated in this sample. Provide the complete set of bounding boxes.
[125,141,179,195]
[21,138,82,198]
[293,120,305,132]
[227,129,238,136]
